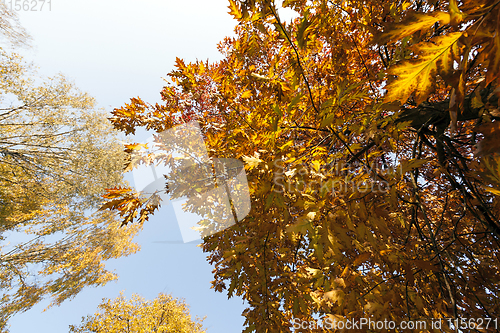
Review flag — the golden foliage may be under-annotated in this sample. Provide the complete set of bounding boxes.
[105,0,500,331]
[69,292,205,333]
[0,50,141,330]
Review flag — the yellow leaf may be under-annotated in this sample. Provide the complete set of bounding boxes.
[449,0,466,25]
[384,32,462,105]
[311,160,321,172]
[373,11,451,45]
[306,211,317,220]
[228,0,242,20]
[286,212,316,233]
[483,187,500,196]
[124,143,148,151]
[400,158,428,175]
[305,267,321,276]
[242,154,262,169]
[324,289,345,305]
[250,72,270,80]
[241,90,252,99]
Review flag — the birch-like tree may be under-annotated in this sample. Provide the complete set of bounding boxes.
[0,18,140,333]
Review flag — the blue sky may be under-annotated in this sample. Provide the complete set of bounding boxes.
[7,1,248,332]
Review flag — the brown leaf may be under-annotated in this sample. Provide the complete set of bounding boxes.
[475,122,500,156]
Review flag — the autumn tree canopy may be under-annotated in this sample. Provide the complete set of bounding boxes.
[106,0,500,331]
[0,18,140,331]
[69,292,206,333]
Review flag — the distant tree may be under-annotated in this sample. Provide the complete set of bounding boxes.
[0,2,31,47]
[0,48,141,330]
[69,292,206,333]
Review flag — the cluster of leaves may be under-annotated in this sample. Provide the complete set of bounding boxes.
[69,292,205,333]
[105,0,500,331]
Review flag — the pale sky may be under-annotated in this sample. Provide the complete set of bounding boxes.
[7,1,248,332]
[16,0,237,108]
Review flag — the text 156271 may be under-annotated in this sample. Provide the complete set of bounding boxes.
[6,0,51,11]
